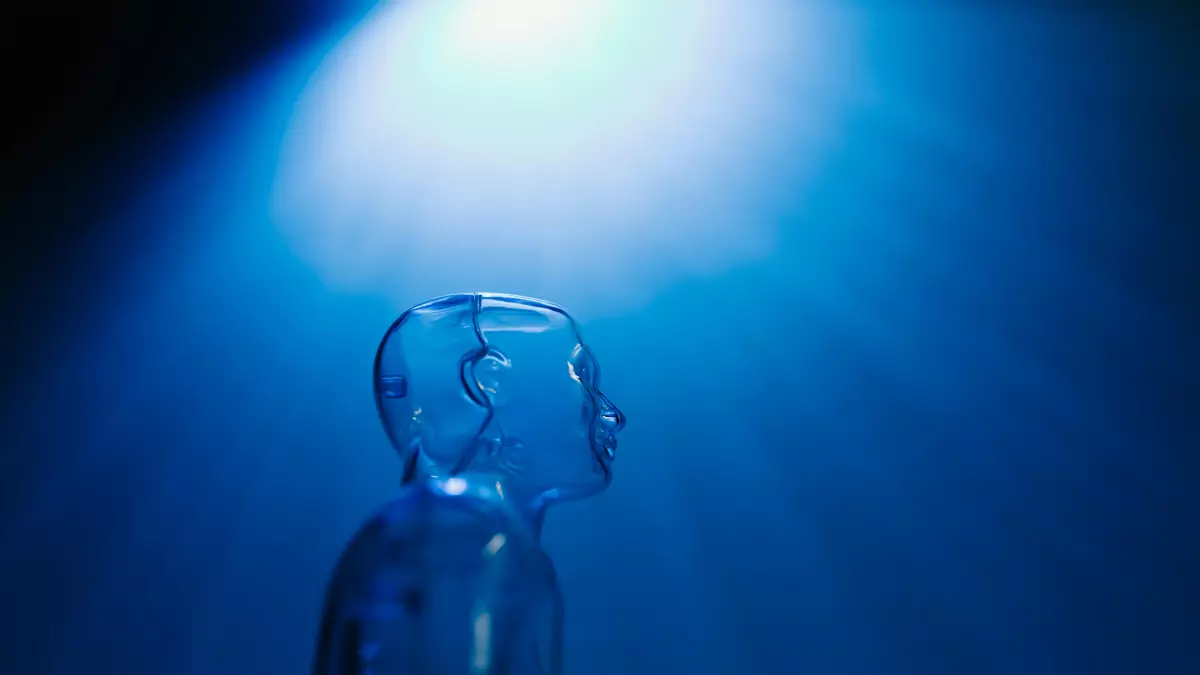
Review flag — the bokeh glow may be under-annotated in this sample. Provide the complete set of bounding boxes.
[273,0,854,312]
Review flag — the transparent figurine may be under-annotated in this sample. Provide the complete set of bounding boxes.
[313,293,626,675]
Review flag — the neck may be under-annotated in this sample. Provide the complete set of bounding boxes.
[468,471,552,536]
[407,470,549,538]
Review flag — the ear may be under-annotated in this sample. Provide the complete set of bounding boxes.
[471,346,512,408]
[450,346,511,473]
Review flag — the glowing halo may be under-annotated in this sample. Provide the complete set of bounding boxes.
[272,0,854,313]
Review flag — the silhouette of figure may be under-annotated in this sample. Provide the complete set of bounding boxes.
[313,293,626,675]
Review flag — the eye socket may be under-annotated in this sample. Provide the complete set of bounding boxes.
[568,345,599,386]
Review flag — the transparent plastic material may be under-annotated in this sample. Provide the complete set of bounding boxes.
[313,479,562,675]
[374,293,625,513]
[314,293,625,675]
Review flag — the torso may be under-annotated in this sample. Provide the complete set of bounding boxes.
[313,480,562,675]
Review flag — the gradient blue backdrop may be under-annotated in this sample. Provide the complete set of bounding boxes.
[1,3,1196,674]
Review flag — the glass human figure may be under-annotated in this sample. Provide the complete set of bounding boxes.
[313,293,626,675]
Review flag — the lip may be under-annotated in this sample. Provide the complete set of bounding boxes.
[595,431,617,460]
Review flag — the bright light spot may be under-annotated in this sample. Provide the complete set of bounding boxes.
[448,0,603,68]
[485,533,506,555]
[274,0,856,313]
[445,476,468,495]
[471,611,492,672]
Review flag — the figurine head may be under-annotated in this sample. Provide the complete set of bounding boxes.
[374,293,626,508]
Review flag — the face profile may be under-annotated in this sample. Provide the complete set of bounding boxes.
[375,293,625,508]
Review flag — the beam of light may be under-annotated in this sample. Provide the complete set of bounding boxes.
[470,610,492,672]
[446,0,603,67]
[272,0,857,314]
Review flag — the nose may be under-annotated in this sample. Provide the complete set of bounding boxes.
[597,394,625,433]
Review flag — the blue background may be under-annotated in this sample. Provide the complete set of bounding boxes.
[1,3,1196,674]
